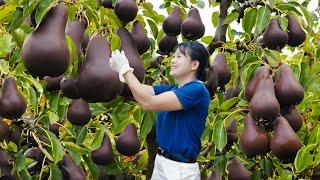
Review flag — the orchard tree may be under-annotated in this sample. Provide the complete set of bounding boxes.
[0,0,319,179]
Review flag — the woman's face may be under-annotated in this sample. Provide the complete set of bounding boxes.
[170,49,197,79]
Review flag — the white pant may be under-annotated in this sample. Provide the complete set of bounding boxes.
[151,154,200,180]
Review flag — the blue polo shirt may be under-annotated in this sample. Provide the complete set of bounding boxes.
[153,80,210,160]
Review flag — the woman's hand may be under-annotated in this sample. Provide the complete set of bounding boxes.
[109,50,134,83]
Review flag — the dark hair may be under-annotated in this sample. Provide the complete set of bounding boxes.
[174,41,210,81]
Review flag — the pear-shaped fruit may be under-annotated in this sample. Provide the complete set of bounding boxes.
[239,113,270,157]
[0,77,27,120]
[0,119,10,140]
[270,116,303,163]
[227,158,251,180]
[286,15,306,47]
[148,55,164,69]
[60,76,80,99]
[158,34,178,55]
[131,20,150,55]
[207,170,222,180]
[274,63,304,106]
[49,123,60,136]
[114,0,138,24]
[0,166,16,180]
[224,86,240,100]
[245,66,271,101]
[116,123,140,156]
[44,75,64,91]
[212,53,231,86]
[163,6,182,36]
[91,133,114,165]
[66,20,86,58]
[9,125,23,144]
[22,2,70,78]
[58,154,85,180]
[76,35,124,102]
[226,119,238,146]
[181,7,205,40]
[249,75,280,122]
[0,150,10,168]
[25,147,45,173]
[117,28,145,97]
[262,18,288,50]
[100,0,113,8]
[205,65,219,97]
[67,99,91,126]
[280,106,303,132]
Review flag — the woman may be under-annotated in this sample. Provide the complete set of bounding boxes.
[109,41,210,180]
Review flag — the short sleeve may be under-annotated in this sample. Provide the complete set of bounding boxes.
[153,84,175,95]
[172,82,204,111]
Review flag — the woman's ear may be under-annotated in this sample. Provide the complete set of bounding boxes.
[191,60,200,71]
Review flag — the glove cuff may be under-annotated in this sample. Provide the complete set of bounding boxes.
[119,65,134,83]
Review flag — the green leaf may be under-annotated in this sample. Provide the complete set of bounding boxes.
[29,83,38,111]
[308,126,320,145]
[201,36,214,44]
[76,126,87,145]
[259,157,272,177]
[278,16,288,31]
[47,130,64,164]
[300,6,313,32]
[147,19,158,39]
[220,97,240,111]
[35,0,55,26]
[9,7,23,31]
[15,151,26,172]
[140,111,155,139]
[49,164,62,180]
[0,33,12,58]
[211,11,219,27]
[276,3,302,16]
[49,91,60,113]
[294,144,316,172]
[213,115,227,152]
[91,130,105,151]
[223,12,239,25]
[111,34,120,51]
[242,8,258,34]
[0,4,16,23]
[255,6,271,34]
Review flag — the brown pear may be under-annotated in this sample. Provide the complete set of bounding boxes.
[0,77,27,120]
[0,118,10,140]
[227,158,251,180]
[280,106,303,132]
[212,53,231,86]
[245,66,271,101]
[49,123,60,137]
[131,20,150,55]
[207,170,222,180]
[66,20,86,58]
[224,86,241,100]
[274,63,304,106]
[67,98,91,126]
[226,119,238,146]
[76,35,124,102]
[262,18,288,50]
[286,15,306,47]
[206,65,219,97]
[117,28,145,97]
[239,113,270,157]
[60,76,80,99]
[22,2,70,78]
[91,133,114,165]
[44,75,64,91]
[25,147,45,173]
[100,0,113,9]
[163,6,182,36]
[270,116,303,163]
[181,7,205,40]
[0,150,11,167]
[249,75,280,122]
[116,123,140,156]
[58,154,85,180]
[9,124,23,144]
[158,35,178,55]
[114,0,138,24]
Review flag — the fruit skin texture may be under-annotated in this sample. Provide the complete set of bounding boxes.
[131,20,151,55]
[162,6,182,36]
[239,113,270,157]
[91,133,115,165]
[245,66,271,101]
[262,18,288,50]
[227,158,251,180]
[274,63,304,106]
[158,35,178,55]
[280,106,303,132]
[76,35,124,102]
[58,154,85,180]
[22,2,70,78]
[206,65,219,97]
[181,7,205,40]
[226,119,238,146]
[60,76,80,99]
[270,116,303,163]
[212,53,231,86]
[116,123,141,156]
[286,15,306,47]
[0,77,27,120]
[9,124,23,144]
[249,75,280,122]
[67,98,91,126]
[44,75,64,91]
[114,0,138,24]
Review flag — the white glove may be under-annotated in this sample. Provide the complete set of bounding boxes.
[109,50,134,83]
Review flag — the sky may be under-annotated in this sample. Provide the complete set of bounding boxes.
[150,0,319,37]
